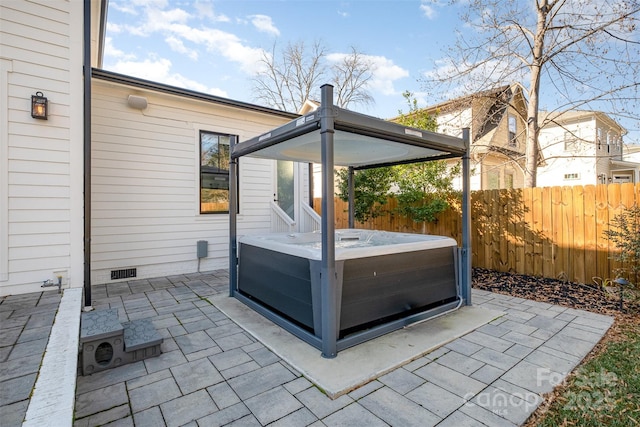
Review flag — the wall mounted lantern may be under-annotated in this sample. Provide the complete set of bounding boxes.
[31,91,48,120]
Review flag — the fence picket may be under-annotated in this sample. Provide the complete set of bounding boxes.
[314,183,638,284]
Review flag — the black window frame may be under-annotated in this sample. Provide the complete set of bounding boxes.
[199,130,238,214]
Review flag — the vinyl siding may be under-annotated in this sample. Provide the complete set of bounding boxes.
[1,0,84,296]
[538,119,598,187]
[91,79,291,284]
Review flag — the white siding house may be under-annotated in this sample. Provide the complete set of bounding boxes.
[90,71,296,284]
[0,0,305,296]
[1,0,85,295]
[537,111,639,186]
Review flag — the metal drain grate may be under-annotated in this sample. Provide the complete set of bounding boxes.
[110,268,137,280]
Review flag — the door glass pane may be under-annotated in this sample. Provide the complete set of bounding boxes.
[277,160,295,220]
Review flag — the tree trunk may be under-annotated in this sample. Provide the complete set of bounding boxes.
[524,1,549,188]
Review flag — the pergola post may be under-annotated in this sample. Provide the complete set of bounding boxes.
[229,136,238,297]
[461,128,472,305]
[320,84,338,358]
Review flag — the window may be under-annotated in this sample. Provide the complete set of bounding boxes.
[487,170,500,190]
[564,131,578,151]
[200,131,233,213]
[597,128,603,150]
[505,173,514,189]
[564,173,579,180]
[508,115,517,147]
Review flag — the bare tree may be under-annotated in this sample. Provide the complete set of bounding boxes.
[331,47,375,109]
[424,0,640,187]
[252,41,374,112]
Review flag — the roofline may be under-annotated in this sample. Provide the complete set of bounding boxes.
[91,68,300,120]
[422,83,519,113]
[539,110,627,135]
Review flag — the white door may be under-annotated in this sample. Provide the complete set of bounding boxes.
[275,160,296,220]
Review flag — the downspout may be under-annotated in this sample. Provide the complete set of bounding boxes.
[83,0,92,309]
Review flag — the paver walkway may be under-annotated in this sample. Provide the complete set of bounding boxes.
[0,291,63,426]
[0,271,614,426]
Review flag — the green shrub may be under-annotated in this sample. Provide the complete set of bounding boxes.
[604,205,640,288]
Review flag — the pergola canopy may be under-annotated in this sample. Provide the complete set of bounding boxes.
[232,106,466,169]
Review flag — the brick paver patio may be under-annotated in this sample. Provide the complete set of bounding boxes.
[0,270,613,426]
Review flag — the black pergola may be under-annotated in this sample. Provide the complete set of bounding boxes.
[229,85,472,358]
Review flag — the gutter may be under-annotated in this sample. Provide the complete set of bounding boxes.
[91,68,299,120]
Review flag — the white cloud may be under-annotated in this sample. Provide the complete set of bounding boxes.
[131,0,168,7]
[109,1,139,15]
[165,35,199,60]
[327,53,410,96]
[420,3,436,19]
[131,6,191,35]
[160,24,267,74]
[248,15,280,36]
[194,1,230,22]
[368,56,410,95]
[103,37,136,60]
[114,4,266,75]
[107,22,123,34]
[109,57,228,97]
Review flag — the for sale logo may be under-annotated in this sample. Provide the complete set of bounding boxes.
[562,369,619,412]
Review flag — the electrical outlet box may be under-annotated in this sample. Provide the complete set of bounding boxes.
[197,240,208,258]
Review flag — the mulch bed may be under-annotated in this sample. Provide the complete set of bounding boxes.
[472,267,639,426]
[472,267,639,317]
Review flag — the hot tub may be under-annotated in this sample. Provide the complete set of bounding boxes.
[236,229,459,340]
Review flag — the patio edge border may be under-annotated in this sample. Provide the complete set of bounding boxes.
[23,288,82,427]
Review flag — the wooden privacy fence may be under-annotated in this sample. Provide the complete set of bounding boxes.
[314,183,640,285]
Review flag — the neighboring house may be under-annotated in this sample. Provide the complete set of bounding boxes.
[419,83,530,190]
[1,0,314,296]
[536,111,639,186]
[625,144,640,164]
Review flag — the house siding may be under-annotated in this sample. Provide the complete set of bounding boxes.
[91,80,290,284]
[0,0,84,296]
[536,114,630,187]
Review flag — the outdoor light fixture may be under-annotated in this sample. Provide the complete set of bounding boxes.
[614,277,629,311]
[31,91,48,120]
[127,94,148,110]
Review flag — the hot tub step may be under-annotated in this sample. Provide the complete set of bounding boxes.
[122,319,163,362]
[79,309,162,375]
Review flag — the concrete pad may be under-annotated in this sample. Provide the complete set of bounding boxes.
[211,295,503,399]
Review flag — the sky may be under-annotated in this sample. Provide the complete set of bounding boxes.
[104,0,639,145]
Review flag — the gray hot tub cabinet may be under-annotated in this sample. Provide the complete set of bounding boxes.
[237,242,458,339]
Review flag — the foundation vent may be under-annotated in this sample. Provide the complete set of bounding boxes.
[110,268,137,280]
